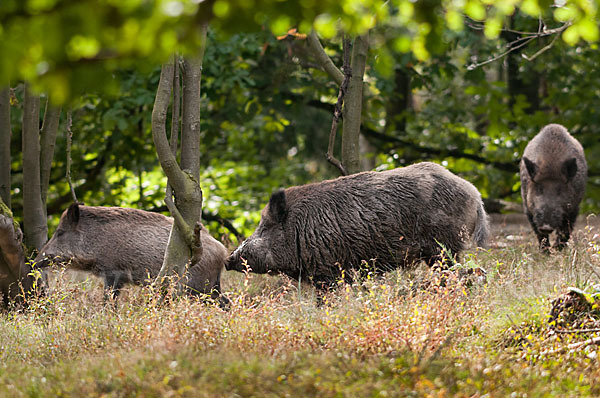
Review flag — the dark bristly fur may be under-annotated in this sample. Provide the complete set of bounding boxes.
[520,124,588,250]
[226,162,489,287]
[34,204,229,306]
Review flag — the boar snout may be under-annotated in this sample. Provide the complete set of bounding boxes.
[538,225,554,234]
[33,253,57,268]
[225,254,240,271]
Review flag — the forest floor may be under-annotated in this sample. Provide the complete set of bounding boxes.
[2,213,600,397]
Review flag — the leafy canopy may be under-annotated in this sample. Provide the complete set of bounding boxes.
[1,0,598,102]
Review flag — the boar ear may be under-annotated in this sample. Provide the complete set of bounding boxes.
[66,202,80,224]
[269,189,287,224]
[523,157,537,180]
[563,158,578,180]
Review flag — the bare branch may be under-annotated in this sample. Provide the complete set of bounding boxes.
[65,110,77,203]
[538,335,600,356]
[467,22,571,70]
[307,30,344,85]
[522,30,561,61]
[467,36,536,70]
[326,37,352,176]
[554,328,600,334]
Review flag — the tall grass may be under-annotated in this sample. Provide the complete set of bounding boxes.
[1,224,600,396]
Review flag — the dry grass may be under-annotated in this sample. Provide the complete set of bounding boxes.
[2,220,600,396]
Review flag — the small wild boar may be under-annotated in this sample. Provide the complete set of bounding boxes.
[520,124,587,249]
[35,204,229,305]
[226,162,489,288]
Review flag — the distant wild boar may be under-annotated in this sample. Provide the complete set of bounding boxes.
[226,162,489,288]
[35,204,229,306]
[520,124,587,249]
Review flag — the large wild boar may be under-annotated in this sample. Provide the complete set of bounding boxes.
[520,124,587,249]
[226,162,489,288]
[35,204,229,306]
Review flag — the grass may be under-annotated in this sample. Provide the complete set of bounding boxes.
[2,221,600,396]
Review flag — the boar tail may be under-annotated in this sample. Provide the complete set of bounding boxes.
[473,201,490,248]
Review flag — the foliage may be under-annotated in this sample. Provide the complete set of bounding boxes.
[1,1,598,102]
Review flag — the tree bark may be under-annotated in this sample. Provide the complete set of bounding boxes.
[342,32,369,175]
[22,85,47,252]
[40,100,61,210]
[0,88,10,209]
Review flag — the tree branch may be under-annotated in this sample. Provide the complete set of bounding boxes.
[538,335,600,357]
[164,191,195,247]
[149,205,244,242]
[326,37,351,176]
[361,127,519,173]
[467,22,571,70]
[152,61,187,194]
[307,30,344,85]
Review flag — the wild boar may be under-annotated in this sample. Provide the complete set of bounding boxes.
[520,124,587,249]
[34,204,229,306]
[0,213,35,306]
[226,162,489,288]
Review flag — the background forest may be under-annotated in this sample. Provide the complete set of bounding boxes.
[2,2,600,396]
[2,3,600,242]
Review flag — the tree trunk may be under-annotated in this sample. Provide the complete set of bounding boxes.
[385,67,412,134]
[152,25,208,290]
[39,100,61,211]
[504,16,540,112]
[342,32,369,175]
[0,88,10,208]
[22,85,47,252]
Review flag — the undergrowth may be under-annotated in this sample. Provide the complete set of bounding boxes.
[1,221,600,396]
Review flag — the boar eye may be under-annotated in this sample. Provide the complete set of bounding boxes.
[55,230,65,237]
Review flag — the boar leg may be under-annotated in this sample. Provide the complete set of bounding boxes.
[103,271,126,300]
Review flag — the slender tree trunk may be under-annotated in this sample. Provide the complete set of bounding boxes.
[0,88,10,208]
[306,31,371,175]
[180,57,202,179]
[39,100,61,212]
[22,85,47,252]
[342,32,369,175]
